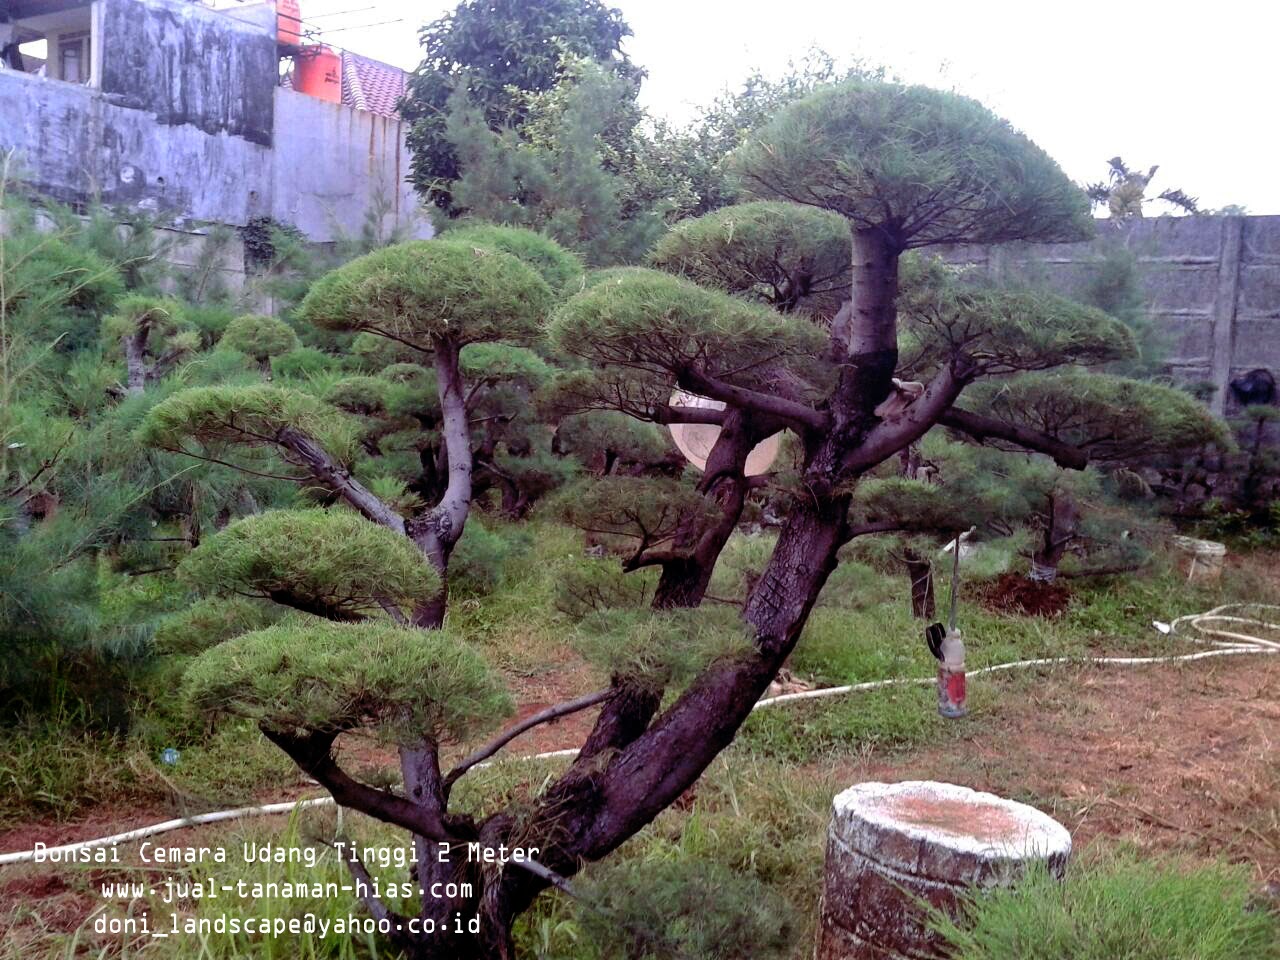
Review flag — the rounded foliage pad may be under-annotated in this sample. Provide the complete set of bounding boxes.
[731,79,1093,249]
[297,239,554,347]
[443,222,585,294]
[178,509,442,619]
[184,619,512,743]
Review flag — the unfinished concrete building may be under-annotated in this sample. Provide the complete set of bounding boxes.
[0,0,428,242]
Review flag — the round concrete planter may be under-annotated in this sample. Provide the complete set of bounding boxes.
[816,780,1071,959]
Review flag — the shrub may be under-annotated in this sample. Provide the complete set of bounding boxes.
[931,853,1280,960]
[573,858,796,960]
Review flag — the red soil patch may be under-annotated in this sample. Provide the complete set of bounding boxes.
[979,572,1072,617]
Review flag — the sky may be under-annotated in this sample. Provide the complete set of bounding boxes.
[275,0,1280,214]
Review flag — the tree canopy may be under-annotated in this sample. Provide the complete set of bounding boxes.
[730,79,1095,250]
[296,240,554,348]
[648,201,852,315]
[177,509,443,621]
[402,0,638,210]
[184,619,511,743]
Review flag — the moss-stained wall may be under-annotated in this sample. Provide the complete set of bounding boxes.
[0,0,427,242]
[98,0,276,146]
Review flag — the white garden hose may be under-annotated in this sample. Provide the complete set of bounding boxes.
[2,604,1276,867]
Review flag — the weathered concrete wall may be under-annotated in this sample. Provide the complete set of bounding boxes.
[0,67,276,224]
[98,0,276,146]
[271,88,429,241]
[0,0,427,243]
[938,216,1280,416]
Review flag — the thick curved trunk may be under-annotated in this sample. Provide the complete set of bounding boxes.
[652,409,757,609]
[652,557,714,609]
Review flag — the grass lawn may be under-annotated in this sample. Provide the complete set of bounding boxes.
[2,527,1278,959]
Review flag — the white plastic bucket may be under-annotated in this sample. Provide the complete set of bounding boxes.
[1171,536,1226,582]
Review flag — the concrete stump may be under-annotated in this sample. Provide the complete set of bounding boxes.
[816,781,1072,960]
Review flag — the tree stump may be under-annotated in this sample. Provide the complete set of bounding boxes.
[816,781,1072,959]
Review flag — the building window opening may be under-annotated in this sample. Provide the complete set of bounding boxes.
[1,4,95,86]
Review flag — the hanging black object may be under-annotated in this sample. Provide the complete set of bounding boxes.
[925,622,946,660]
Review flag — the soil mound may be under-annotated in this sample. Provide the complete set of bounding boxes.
[979,572,1071,617]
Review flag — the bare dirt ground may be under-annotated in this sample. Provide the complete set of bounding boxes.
[839,652,1280,883]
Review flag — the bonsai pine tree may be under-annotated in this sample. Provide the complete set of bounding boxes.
[102,296,198,396]
[544,261,826,608]
[946,371,1229,581]
[542,201,848,610]
[165,81,1230,958]
[140,234,559,626]
[217,313,299,377]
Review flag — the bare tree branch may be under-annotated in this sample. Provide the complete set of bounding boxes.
[938,408,1089,470]
[676,367,827,432]
[262,728,462,842]
[444,689,614,791]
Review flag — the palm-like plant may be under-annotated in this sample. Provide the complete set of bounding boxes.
[1086,156,1199,218]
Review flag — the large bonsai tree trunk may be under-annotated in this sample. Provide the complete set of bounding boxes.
[652,409,762,609]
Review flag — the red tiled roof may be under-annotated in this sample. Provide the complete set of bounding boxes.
[280,51,408,119]
[340,51,408,119]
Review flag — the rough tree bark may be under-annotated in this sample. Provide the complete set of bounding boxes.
[903,547,936,619]
[1030,490,1079,582]
[650,408,762,609]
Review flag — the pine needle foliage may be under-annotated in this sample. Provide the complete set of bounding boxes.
[961,371,1231,462]
[439,222,586,293]
[323,376,390,416]
[296,239,554,347]
[574,604,755,690]
[546,476,718,549]
[898,262,1135,375]
[548,267,826,385]
[931,853,1280,960]
[849,476,997,532]
[218,314,300,364]
[100,295,186,341]
[730,79,1094,249]
[183,620,512,743]
[573,857,796,959]
[177,509,441,619]
[648,201,851,315]
[460,341,555,385]
[555,411,675,471]
[152,595,283,656]
[137,384,361,464]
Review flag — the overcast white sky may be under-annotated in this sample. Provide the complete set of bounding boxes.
[288,0,1280,213]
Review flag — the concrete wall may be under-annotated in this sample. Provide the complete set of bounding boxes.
[0,64,276,224]
[937,215,1280,415]
[0,0,426,243]
[99,0,277,146]
[271,88,427,241]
